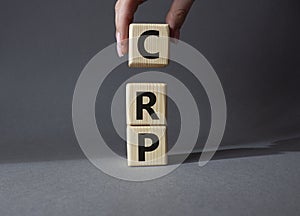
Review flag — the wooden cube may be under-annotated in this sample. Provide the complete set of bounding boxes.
[128,23,169,68]
[127,126,167,166]
[126,83,167,126]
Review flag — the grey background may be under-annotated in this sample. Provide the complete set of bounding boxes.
[0,0,300,215]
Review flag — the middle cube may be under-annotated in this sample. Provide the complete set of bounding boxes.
[126,83,167,126]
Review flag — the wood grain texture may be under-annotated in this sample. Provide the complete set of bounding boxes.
[128,23,169,68]
[127,126,167,166]
[126,83,167,126]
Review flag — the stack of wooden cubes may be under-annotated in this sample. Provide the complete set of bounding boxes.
[126,24,169,166]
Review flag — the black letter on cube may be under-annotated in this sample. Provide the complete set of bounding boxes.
[138,133,159,161]
[136,92,159,120]
[138,30,159,59]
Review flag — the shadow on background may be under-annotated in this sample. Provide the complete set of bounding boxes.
[169,136,300,165]
[1,135,299,165]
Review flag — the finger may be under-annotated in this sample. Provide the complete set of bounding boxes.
[165,0,194,40]
[115,0,143,56]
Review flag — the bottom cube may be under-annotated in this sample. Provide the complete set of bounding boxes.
[127,126,167,166]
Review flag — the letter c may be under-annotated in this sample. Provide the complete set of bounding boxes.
[138,30,160,59]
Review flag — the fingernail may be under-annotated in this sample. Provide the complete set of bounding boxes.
[116,32,124,57]
[121,40,128,56]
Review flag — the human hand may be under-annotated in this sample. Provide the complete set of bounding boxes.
[115,0,194,57]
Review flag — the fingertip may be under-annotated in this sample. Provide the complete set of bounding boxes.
[170,30,179,44]
[174,29,180,40]
[121,39,128,56]
[116,32,124,57]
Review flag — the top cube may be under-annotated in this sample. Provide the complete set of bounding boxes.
[128,23,169,68]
